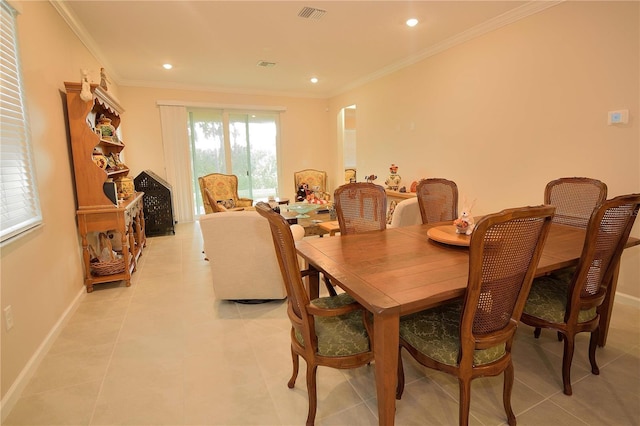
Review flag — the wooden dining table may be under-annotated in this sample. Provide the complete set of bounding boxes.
[295,221,639,426]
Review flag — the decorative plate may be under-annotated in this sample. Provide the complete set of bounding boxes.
[92,154,108,170]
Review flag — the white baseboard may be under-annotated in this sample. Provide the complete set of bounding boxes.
[0,286,87,422]
[612,291,640,308]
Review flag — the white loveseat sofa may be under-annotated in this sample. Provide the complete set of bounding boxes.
[199,210,305,301]
[388,197,422,228]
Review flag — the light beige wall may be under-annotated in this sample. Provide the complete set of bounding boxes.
[1,2,334,403]
[328,1,639,297]
[1,1,103,400]
[2,0,639,410]
[118,87,332,200]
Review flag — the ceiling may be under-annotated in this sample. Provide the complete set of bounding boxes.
[53,1,557,98]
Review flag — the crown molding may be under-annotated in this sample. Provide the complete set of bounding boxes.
[330,1,564,97]
[49,0,120,83]
[52,0,563,99]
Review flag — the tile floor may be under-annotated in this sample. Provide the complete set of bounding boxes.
[4,222,640,425]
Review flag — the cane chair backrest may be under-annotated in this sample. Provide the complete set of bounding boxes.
[544,177,607,228]
[334,182,387,235]
[416,178,458,224]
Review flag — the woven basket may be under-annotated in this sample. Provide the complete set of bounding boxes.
[89,232,125,276]
[90,258,125,276]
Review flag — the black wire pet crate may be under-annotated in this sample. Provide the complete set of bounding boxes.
[134,170,175,236]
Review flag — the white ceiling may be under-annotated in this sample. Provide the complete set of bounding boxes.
[53,1,558,98]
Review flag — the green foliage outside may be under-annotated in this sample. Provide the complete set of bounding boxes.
[190,115,278,214]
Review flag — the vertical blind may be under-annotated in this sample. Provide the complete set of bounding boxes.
[0,0,42,243]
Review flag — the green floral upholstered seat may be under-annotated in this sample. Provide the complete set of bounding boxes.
[524,275,597,324]
[294,293,369,357]
[400,300,506,367]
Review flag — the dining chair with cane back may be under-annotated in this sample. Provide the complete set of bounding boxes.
[415,178,459,224]
[521,193,640,395]
[544,177,607,228]
[543,178,608,337]
[255,202,374,426]
[541,177,607,341]
[334,182,387,235]
[396,205,556,426]
[198,173,253,214]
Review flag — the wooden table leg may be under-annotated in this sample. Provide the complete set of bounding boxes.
[374,312,400,426]
[598,261,621,347]
[306,265,320,300]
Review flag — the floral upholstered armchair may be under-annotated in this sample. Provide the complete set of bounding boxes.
[293,169,331,203]
[198,173,253,214]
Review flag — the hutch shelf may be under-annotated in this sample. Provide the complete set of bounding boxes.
[64,81,146,292]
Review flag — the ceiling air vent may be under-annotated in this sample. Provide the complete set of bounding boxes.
[256,60,276,68]
[298,6,326,20]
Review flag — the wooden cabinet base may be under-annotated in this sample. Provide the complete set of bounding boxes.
[77,193,146,292]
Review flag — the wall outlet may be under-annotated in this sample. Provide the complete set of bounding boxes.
[4,305,14,331]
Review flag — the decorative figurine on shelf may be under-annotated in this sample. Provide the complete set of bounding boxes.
[453,198,476,235]
[365,174,377,183]
[385,163,402,191]
[80,69,92,102]
[100,67,109,91]
[96,114,116,141]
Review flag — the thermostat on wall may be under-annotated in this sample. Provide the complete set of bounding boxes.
[608,109,629,125]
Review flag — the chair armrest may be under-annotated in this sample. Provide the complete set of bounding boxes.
[307,301,362,317]
[236,198,253,207]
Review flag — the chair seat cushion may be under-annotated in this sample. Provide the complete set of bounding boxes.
[399,301,506,367]
[311,292,355,309]
[523,275,597,324]
[295,293,370,357]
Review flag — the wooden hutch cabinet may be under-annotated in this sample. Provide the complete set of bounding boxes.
[64,82,146,292]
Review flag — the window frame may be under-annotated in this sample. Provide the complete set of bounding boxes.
[0,0,43,244]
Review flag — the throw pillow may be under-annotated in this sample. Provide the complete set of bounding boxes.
[217,199,236,210]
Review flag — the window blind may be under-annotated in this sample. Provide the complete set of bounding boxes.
[0,0,42,243]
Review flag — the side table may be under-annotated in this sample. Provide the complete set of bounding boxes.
[255,197,290,205]
[318,221,340,236]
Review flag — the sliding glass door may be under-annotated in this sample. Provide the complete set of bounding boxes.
[188,109,279,215]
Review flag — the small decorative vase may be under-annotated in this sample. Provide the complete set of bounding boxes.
[385,163,401,191]
[96,114,116,140]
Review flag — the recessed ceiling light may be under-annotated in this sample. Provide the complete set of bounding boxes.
[310,77,319,84]
[162,63,173,70]
[406,18,418,27]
